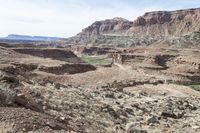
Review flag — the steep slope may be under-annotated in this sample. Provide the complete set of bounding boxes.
[79,17,133,37]
[65,17,135,47]
[65,8,200,47]
[129,8,200,37]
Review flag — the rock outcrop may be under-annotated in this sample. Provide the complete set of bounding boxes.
[13,48,83,63]
[128,8,200,37]
[65,8,200,47]
[39,63,96,75]
[79,17,133,37]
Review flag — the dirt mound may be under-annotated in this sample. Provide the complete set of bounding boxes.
[67,45,116,55]
[39,63,96,75]
[112,52,176,68]
[2,62,38,75]
[13,48,83,63]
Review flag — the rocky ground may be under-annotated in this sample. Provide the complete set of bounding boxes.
[0,45,200,133]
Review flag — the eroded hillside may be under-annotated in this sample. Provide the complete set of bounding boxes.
[0,44,200,133]
[65,8,200,48]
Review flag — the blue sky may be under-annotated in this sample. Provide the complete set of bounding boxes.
[0,0,199,37]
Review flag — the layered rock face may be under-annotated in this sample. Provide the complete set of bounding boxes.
[66,8,200,47]
[79,17,133,37]
[129,9,200,37]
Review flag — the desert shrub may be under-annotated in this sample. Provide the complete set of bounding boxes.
[190,85,200,92]
[81,55,112,66]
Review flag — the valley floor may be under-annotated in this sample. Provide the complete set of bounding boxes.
[0,45,200,133]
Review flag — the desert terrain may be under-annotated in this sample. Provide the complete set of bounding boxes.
[1,7,200,133]
[1,43,200,133]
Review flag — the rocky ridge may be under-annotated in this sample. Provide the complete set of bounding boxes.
[65,8,200,47]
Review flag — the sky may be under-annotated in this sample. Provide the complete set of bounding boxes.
[0,0,200,38]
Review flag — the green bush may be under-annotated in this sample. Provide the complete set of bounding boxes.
[190,85,200,92]
[81,56,112,66]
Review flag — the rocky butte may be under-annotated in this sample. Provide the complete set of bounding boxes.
[65,8,200,47]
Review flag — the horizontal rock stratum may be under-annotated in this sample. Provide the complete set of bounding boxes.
[65,8,200,47]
